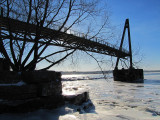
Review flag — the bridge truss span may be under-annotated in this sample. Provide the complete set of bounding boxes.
[0,14,130,58]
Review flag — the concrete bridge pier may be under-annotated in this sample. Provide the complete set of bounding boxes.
[113,68,144,83]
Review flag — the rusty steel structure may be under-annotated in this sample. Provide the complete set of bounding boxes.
[0,8,130,59]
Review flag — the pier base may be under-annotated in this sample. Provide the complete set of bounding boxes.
[113,69,144,83]
[0,71,64,113]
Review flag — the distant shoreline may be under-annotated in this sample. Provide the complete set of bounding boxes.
[60,70,160,75]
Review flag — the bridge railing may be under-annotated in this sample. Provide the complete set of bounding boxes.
[1,8,129,54]
[61,28,129,54]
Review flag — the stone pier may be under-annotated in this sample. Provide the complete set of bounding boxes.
[0,70,64,113]
[0,70,90,113]
[113,68,144,83]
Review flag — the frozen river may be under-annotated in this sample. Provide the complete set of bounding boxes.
[0,71,160,120]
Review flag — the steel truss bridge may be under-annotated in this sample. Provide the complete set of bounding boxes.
[0,12,131,59]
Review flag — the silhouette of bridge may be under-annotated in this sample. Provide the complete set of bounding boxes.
[0,8,144,83]
[0,10,130,58]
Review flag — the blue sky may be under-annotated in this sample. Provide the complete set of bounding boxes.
[52,0,160,71]
[107,0,160,70]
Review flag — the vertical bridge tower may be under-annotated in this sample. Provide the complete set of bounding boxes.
[113,19,144,83]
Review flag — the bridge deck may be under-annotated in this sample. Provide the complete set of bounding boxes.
[0,16,129,58]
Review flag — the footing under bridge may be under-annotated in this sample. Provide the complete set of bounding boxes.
[113,69,144,83]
